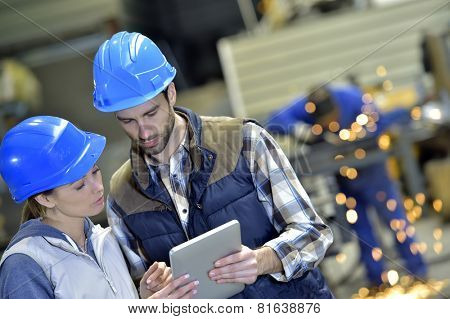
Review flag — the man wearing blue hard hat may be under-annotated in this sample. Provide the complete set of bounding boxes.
[93,31,334,298]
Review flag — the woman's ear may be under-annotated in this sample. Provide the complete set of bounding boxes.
[35,194,56,209]
[167,82,177,107]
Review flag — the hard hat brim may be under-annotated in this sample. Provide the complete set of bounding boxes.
[94,73,176,113]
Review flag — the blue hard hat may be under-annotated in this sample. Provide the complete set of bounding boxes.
[0,116,106,203]
[93,31,176,112]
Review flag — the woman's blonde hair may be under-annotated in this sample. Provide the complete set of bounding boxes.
[21,191,52,223]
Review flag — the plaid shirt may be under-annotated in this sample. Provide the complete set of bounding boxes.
[107,122,333,281]
[144,128,191,236]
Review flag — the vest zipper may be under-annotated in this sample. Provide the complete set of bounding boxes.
[92,233,119,295]
[103,272,118,294]
[80,252,118,295]
[46,234,119,296]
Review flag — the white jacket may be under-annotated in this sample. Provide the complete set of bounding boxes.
[0,222,138,299]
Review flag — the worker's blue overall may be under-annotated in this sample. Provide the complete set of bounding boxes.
[266,84,427,285]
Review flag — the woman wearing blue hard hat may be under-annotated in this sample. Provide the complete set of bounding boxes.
[0,116,198,298]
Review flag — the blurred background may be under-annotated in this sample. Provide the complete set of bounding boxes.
[0,0,449,298]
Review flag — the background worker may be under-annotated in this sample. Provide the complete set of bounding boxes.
[266,84,427,286]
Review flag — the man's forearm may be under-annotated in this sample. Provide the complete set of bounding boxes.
[255,246,283,275]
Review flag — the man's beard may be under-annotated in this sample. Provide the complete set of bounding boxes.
[142,110,175,157]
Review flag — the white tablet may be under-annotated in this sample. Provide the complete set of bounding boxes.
[169,220,245,299]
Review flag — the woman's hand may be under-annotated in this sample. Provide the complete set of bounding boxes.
[149,274,199,299]
[139,262,172,299]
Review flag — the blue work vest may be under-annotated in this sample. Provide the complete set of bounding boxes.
[110,107,332,298]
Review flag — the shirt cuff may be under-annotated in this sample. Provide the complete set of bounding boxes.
[263,238,307,282]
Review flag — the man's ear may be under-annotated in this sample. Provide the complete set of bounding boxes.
[35,194,56,209]
[167,82,177,107]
